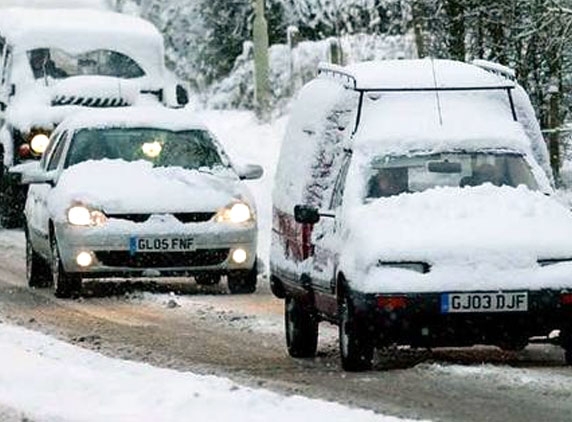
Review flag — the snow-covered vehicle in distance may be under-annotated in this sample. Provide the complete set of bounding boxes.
[271,59,572,371]
[0,7,189,227]
[23,108,262,298]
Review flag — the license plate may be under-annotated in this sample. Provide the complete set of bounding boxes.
[441,292,528,313]
[129,237,195,253]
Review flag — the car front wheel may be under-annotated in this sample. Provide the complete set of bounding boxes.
[51,236,81,298]
[339,292,374,371]
[227,265,257,294]
[285,296,318,358]
[26,230,51,288]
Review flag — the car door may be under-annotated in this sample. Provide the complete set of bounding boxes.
[309,153,351,316]
[28,131,68,258]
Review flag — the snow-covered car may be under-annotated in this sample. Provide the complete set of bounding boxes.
[271,59,572,371]
[23,108,262,298]
[0,7,189,227]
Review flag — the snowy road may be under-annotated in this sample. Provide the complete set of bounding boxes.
[0,230,572,421]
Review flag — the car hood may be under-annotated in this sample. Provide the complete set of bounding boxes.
[341,184,572,277]
[48,159,250,219]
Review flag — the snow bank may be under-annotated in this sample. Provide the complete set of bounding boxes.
[0,323,413,422]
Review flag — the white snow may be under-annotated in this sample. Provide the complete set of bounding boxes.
[342,59,512,90]
[0,0,111,9]
[48,160,244,221]
[61,107,209,132]
[342,184,572,293]
[0,323,411,422]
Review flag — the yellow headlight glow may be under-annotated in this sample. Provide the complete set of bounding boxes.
[30,133,50,154]
[214,202,253,224]
[67,205,107,226]
[142,141,162,158]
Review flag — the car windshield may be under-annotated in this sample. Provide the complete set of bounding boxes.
[365,151,539,200]
[27,48,145,80]
[65,128,227,170]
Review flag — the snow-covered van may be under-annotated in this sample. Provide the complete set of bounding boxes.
[271,59,572,371]
[0,7,188,226]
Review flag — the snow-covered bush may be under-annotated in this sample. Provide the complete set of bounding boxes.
[206,32,417,112]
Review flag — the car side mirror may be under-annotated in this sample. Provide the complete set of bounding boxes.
[176,84,189,107]
[21,169,56,186]
[294,205,320,224]
[237,164,263,180]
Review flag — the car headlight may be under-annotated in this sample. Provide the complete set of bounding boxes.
[214,202,253,224]
[30,133,50,154]
[378,261,430,273]
[67,205,107,226]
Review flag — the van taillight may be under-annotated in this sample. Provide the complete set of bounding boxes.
[561,293,572,305]
[377,296,407,311]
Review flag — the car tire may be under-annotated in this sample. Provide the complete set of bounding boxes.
[339,292,374,371]
[26,230,51,288]
[195,274,221,286]
[561,330,572,365]
[50,236,81,299]
[227,264,257,294]
[285,296,318,358]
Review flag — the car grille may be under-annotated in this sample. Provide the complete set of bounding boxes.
[95,249,229,268]
[107,213,215,224]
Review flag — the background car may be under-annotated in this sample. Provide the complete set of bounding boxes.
[0,7,189,227]
[23,107,262,298]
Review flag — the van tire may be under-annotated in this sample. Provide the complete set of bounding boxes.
[51,236,81,299]
[339,293,374,371]
[26,230,51,288]
[285,296,318,358]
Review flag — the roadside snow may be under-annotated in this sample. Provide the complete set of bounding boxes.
[0,323,411,422]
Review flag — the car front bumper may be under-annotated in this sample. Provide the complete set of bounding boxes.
[55,219,257,277]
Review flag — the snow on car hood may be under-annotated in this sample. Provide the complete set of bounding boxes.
[341,185,572,292]
[48,160,248,220]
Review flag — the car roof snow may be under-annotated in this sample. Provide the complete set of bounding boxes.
[319,59,515,91]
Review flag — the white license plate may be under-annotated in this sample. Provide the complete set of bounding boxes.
[441,292,528,313]
[129,237,195,253]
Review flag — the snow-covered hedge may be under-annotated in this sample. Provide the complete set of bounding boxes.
[206,32,417,112]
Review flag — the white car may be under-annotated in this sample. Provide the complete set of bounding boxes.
[24,108,262,298]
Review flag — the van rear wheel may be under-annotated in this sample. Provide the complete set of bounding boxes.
[285,296,318,358]
[339,293,374,371]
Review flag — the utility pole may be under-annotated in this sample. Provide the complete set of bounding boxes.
[252,0,270,121]
[548,82,561,186]
[115,0,124,12]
